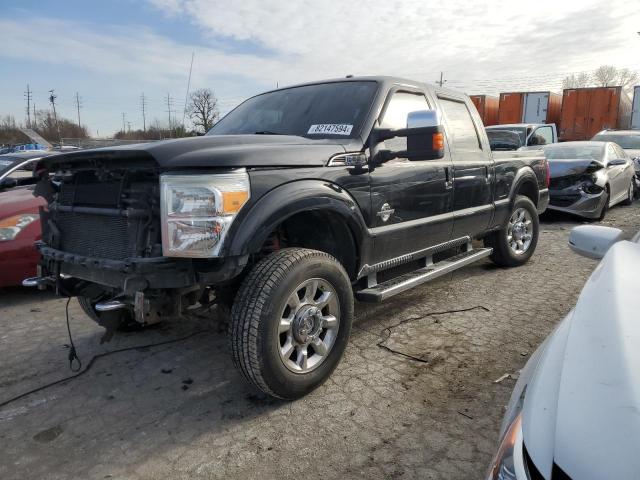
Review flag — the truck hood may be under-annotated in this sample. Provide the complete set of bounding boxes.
[522,240,640,479]
[45,135,347,169]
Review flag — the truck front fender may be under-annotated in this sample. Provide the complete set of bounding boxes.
[222,180,370,259]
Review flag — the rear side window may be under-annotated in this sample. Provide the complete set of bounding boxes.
[438,98,483,152]
[379,92,431,152]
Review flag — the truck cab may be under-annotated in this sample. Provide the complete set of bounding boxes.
[28,76,549,399]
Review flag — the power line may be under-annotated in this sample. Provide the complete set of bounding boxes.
[182,51,195,128]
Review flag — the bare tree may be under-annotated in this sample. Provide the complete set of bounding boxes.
[592,65,639,92]
[616,68,639,91]
[593,65,619,87]
[562,72,591,89]
[187,88,220,134]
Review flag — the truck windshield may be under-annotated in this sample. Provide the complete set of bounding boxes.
[208,81,378,138]
[592,134,640,150]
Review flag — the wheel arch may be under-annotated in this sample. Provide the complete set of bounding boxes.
[222,180,370,280]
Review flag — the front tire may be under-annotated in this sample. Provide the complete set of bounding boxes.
[229,248,354,399]
[485,195,539,267]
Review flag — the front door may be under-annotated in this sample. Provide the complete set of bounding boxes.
[436,95,494,239]
[368,90,454,263]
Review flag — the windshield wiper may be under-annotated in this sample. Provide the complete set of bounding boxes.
[253,130,284,135]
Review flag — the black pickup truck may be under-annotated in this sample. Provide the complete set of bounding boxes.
[27,76,549,399]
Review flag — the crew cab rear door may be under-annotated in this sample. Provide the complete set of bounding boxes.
[436,94,494,238]
[368,88,454,263]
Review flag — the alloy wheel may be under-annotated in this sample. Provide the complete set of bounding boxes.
[278,278,340,373]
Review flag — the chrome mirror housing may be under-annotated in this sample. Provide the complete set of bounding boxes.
[407,110,440,129]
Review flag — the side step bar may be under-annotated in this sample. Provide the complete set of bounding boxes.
[356,248,492,303]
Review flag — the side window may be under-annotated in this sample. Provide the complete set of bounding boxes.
[606,144,617,162]
[438,98,483,153]
[531,126,553,145]
[379,92,431,152]
[614,144,627,159]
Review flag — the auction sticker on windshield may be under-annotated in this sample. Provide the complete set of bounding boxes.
[307,124,353,135]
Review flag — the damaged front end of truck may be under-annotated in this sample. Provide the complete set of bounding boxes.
[27,152,247,337]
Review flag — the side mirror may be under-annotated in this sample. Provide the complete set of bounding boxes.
[608,158,626,167]
[371,109,445,162]
[568,225,623,259]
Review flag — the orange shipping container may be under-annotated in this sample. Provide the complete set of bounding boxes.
[559,86,632,141]
[470,95,499,126]
[498,91,562,125]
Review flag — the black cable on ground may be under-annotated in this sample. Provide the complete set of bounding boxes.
[0,329,209,410]
[375,305,490,363]
[65,298,82,372]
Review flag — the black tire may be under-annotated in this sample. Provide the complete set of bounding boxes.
[622,180,634,206]
[485,195,539,268]
[229,248,354,399]
[77,296,140,331]
[597,187,610,221]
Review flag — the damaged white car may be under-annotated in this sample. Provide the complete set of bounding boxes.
[488,225,640,479]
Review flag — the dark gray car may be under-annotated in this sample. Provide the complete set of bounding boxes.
[544,141,635,220]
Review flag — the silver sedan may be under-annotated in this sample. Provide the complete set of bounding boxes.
[543,141,635,220]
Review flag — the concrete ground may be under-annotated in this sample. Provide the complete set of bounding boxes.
[1,203,639,480]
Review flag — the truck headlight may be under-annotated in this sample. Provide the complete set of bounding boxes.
[0,214,39,241]
[160,171,250,257]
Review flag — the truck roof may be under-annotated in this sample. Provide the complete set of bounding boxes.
[256,75,462,98]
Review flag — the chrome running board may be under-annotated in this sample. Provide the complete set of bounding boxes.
[356,248,492,302]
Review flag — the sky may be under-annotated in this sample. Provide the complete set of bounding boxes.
[0,0,639,136]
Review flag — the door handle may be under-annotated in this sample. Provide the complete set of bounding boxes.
[444,166,453,190]
[484,165,491,183]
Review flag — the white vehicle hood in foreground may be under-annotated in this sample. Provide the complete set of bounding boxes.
[522,240,640,479]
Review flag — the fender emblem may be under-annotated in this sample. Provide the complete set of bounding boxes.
[376,203,395,222]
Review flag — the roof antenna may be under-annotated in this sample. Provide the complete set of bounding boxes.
[346,74,353,78]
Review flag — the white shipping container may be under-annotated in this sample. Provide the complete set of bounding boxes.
[522,92,550,124]
[632,86,640,129]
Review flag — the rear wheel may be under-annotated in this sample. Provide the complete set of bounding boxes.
[485,195,539,267]
[229,248,353,399]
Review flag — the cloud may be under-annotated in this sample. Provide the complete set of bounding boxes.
[144,0,640,91]
[0,1,639,134]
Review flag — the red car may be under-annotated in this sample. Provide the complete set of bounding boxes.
[0,152,54,287]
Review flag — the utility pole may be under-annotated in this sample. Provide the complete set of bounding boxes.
[182,51,195,128]
[49,89,61,145]
[436,72,446,87]
[74,92,82,131]
[140,93,147,132]
[127,121,132,133]
[166,93,174,138]
[121,112,126,132]
[32,102,37,127]
[24,84,32,128]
